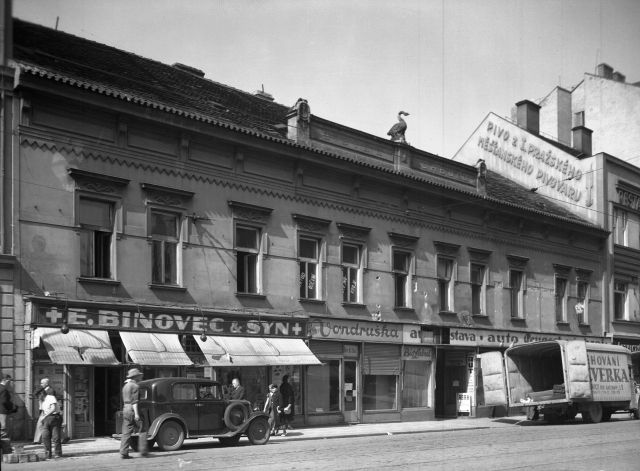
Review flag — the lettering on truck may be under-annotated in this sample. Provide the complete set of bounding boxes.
[588,352,632,401]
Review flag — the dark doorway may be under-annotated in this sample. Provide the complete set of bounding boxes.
[435,349,469,418]
[94,367,122,436]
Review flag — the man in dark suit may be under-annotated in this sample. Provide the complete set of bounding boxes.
[230,378,245,400]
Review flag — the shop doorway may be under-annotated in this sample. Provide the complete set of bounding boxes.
[94,367,122,436]
[435,350,468,418]
[343,360,358,423]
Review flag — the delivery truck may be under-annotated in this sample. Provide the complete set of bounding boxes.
[479,340,639,423]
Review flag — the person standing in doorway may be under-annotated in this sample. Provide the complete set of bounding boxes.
[279,375,295,436]
[33,377,54,444]
[40,388,62,459]
[229,378,245,400]
[0,375,18,454]
[119,368,148,459]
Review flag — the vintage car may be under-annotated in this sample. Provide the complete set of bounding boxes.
[122,377,270,451]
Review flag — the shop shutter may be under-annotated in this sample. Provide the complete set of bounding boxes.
[309,340,343,357]
[363,343,400,375]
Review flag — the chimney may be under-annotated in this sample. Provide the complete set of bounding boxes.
[172,63,205,78]
[515,100,540,134]
[287,98,311,144]
[572,126,592,156]
[476,159,487,196]
[595,63,613,79]
[254,85,274,102]
[612,71,626,83]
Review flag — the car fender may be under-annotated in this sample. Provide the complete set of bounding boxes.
[147,413,188,440]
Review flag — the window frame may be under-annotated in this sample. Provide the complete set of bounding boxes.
[148,207,185,287]
[554,275,568,323]
[298,235,322,300]
[392,248,414,309]
[234,224,263,295]
[613,207,628,246]
[613,280,628,321]
[78,196,117,280]
[470,262,487,316]
[341,242,363,304]
[436,255,455,312]
[507,255,528,320]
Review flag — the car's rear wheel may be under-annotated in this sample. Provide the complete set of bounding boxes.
[218,435,241,446]
[246,416,270,445]
[223,402,249,431]
[156,420,185,451]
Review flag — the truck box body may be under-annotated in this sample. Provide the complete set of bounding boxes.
[479,340,638,423]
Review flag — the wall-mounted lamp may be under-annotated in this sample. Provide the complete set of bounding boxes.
[197,305,207,342]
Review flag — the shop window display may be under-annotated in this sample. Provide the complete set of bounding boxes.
[363,375,397,410]
[402,361,431,408]
[306,360,340,413]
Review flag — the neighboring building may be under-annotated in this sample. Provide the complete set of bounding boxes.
[454,64,640,361]
[1,15,608,440]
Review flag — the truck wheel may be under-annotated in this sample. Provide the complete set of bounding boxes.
[601,408,613,422]
[246,416,270,445]
[634,409,639,420]
[525,406,538,421]
[544,410,564,424]
[156,420,185,451]
[582,403,603,424]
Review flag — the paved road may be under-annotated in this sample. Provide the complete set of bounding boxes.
[5,415,640,470]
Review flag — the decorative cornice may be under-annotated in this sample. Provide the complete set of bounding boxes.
[507,254,529,268]
[292,214,332,233]
[141,182,194,206]
[552,263,572,276]
[467,247,492,262]
[228,200,273,225]
[336,222,371,240]
[68,168,129,194]
[433,241,461,256]
[388,232,419,247]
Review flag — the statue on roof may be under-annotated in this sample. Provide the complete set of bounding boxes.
[387,111,410,143]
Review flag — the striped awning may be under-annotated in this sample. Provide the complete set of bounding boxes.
[119,332,192,365]
[194,336,321,366]
[35,327,120,365]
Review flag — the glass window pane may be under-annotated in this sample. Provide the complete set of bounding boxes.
[236,227,257,250]
[471,264,483,285]
[402,361,430,408]
[79,198,112,228]
[172,383,196,401]
[80,230,93,276]
[152,240,163,283]
[299,238,317,259]
[342,244,358,265]
[437,258,452,280]
[363,375,397,410]
[164,241,177,283]
[152,212,177,237]
[395,273,406,306]
[306,360,340,413]
[393,251,408,272]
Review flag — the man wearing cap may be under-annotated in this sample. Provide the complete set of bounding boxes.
[119,368,148,459]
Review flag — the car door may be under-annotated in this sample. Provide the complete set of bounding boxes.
[197,382,225,435]
[170,382,199,435]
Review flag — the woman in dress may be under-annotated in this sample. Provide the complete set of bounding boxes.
[279,375,294,436]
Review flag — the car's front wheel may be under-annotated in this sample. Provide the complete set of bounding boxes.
[246,416,270,445]
[156,420,185,451]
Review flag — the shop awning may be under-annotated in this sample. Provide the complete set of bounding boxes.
[34,327,120,365]
[194,336,321,366]
[119,332,192,365]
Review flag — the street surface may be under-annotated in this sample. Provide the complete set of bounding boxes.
[5,416,640,470]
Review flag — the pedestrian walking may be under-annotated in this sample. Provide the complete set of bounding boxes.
[119,368,148,459]
[40,388,62,459]
[33,377,54,444]
[229,377,245,400]
[279,375,294,436]
[263,383,282,436]
[0,375,18,455]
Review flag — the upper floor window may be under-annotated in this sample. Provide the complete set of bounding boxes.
[299,236,320,300]
[613,208,628,246]
[437,257,454,312]
[470,263,486,316]
[151,210,180,285]
[576,281,589,325]
[236,225,261,294]
[507,255,528,319]
[79,197,114,279]
[393,250,412,308]
[614,280,628,321]
[554,276,568,322]
[342,243,362,303]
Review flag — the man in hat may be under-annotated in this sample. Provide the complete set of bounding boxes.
[119,368,148,459]
[0,375,18,454]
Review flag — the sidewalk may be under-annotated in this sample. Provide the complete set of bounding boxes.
[9,415,527,458]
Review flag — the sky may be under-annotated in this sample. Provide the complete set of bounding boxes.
[12,0,640,158]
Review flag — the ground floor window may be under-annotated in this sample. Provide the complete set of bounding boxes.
[213,366,267,410]
[402,360,431,408]
[363,375,397,410]
[306,360,340,413]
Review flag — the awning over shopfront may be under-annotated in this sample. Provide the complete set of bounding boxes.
[34,327,120,365]
[194,336,321,366]
[119,332,192,365]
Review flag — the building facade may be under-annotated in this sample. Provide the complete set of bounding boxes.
[0,16,608,440]
[454,64,640,361]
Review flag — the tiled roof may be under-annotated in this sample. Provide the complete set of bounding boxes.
[12,19,600,231]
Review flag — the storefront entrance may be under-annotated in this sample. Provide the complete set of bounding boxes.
[435,349,469,418]
[343,360,358,423]
[94,367,122,436]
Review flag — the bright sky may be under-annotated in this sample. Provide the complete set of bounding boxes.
[13,0,640,158]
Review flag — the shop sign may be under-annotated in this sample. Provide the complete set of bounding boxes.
[35,305,306,338]
[449,328,607,347]
[343,344,359,357]
[401,345,433,361]
[309,319,403,343]
[613,339,640,353]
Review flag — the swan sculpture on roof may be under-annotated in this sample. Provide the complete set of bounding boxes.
[387,111,410,143]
